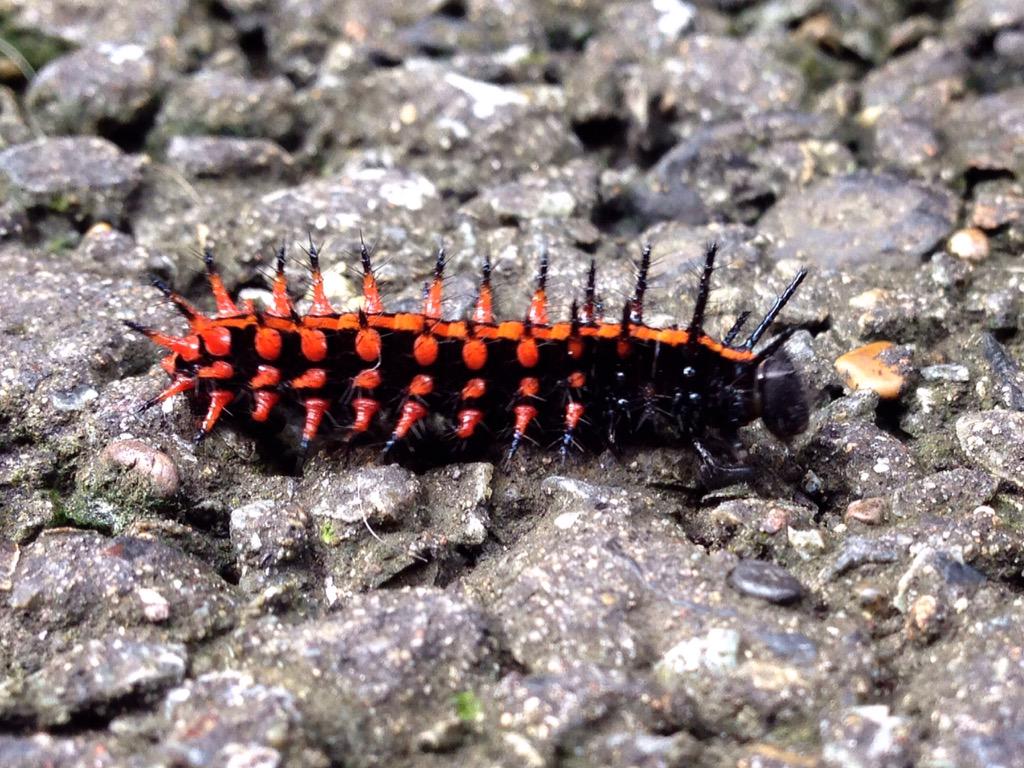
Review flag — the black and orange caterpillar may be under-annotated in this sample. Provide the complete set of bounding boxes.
[126,240,809,484]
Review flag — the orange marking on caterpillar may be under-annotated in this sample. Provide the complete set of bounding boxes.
[290,368,327,390]
[564,401,585,431]
[202,326,232,357]
[300,329,328,362]
[567,337,584,360]
[149,377,194,407]
[474,255,494,324]
[519,377,540,397]
[128,325,200,362]
[350,397,380,433]
[408,374,434,397]
[461,378,486,400]
[255,327,282,361]
[360,242,384,314]
[251,390,280,422]
[268,246,293,318]
[456,408,485,439]
[517,338,539,368]
[528,289,549,326]
[392,400,429,440]
[198,390,234,438]
[513,403,537,435]
[250,365,281,389]
[197,361,234,379]
[301,397,330,447]
[462,339,487,370]
[414,334,439,366]
[307,243,335,317]
[474,284,494,324]
[353,368,382,390]
[203,250,240,318]
[424,246,446,320]
[355,328,381,362]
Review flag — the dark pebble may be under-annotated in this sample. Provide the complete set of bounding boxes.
[727,559,805,605]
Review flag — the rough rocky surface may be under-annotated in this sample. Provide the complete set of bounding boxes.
[1,1,1023,766]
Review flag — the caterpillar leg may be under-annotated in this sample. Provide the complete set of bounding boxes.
[693,439,753,489]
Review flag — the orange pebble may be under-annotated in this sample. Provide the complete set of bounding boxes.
[834,341,907,400]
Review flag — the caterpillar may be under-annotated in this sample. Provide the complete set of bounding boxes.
[126,240,809,485]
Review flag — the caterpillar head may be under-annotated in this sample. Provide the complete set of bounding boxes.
[755,349,810,441]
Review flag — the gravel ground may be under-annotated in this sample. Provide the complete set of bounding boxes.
[1,0,1024,766]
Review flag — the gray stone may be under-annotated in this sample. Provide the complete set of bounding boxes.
[632,112,853,225]
[860,39,968,122]
[6,0,187,47]
[0,87,33,150]
[0,250,161,457]
[951,0,1024,35]
[64,439,182,533]
[868,113,943,176]
[821,705,916,768]
[692,496,817,558]
[971,179,1024,231]
[310,462,495,600]
[468,478,874,739]
[761,171,958,268]
[464,159,600,225]
[0,734,119,768]
[570,729,701,768]
[956,410,1024,489]
[152,72,297,147]
[893,546,986,619]
[208,166,444,275]
[155,671,323,768]
[487,664,687,767]
[26,44,163,136]
[947,86,1024,177]
[800,415,921,500]
[904,600,1024,767]
[306,464,421,527]
[308,59,579,197]
[658,35,805,134]
[264,0,542,83]
[165,136,296,180]
[0,636,186,726]
[891,468,998,519]
[0,137,146,224]
[820,533,914,582]
[1,530,236,672]
[232,588,499,765]
[230,499,310,571]
[727,559,805,605]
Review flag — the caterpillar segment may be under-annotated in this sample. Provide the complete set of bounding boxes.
[129,240,811,484]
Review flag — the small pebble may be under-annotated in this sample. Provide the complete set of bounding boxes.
[920,364,969,383]
[101,439,180,497]
[788,527,827,559]
[727,559,805,605]
[834,341,907,400]
[948,227,989,262]
[906,594,941,641]
[0,540,19,591]
[137,587,171,622]
[85,221,113,237]
[845,497,887,525]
